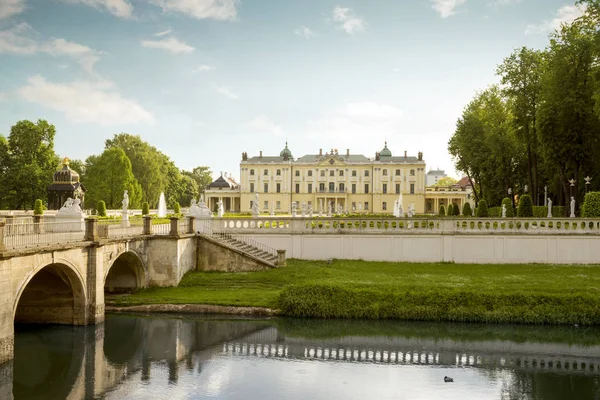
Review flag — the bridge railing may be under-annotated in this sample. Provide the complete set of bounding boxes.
[209,217,600,235]
[1,221,85,250]
[211,229,278,258]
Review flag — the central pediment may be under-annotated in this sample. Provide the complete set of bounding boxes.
[317,156,347,167]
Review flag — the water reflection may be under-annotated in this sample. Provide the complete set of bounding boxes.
[3,316,600,399]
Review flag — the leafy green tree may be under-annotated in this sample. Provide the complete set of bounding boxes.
[477,199,489,217]
[582,191,600,217]
[439,205,446,217]
[3,120,59,210]
[178,174,199,207]
[83,148,142,209]
[183,166,213,195]
[97,200,106,217]
[517,194,534,217]
[0,135,10,209]
[462,202,472,217]
[433,176,457,187]
[501,197,515,217]
[34,199,44,215]
[173,202,181,214]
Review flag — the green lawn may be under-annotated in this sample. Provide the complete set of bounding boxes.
[112,260,600,324]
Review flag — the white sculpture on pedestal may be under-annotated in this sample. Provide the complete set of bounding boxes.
[55,197,85,231]
[57,198,83,216]
[301,202,306,218]
[501,204,506,218]
[217,198,224,218]
[251,193,260,217]
[547,198,552,218]
[407,203,415,218]
[270,201,275,216]
[570,196,576,218]
[121,190,130,227]
[327,201,332,217]
[187,198,213,219]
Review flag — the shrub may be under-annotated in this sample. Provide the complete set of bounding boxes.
[173,202,181,214]
[462,202,472,217]
[97,200,106,217]
[142,202,150,215]
[476,200,488,217]
[34,199,44,215]
[488,207,501,218]
[452,204,460,216]
[501,197,514,217]
[439,205,446,217]
[517,194,533,217]
[582,191,600,217]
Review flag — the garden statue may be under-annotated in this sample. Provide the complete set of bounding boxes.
[524,185,528,193]
[398,203,404,218]
[501,204,506,218]
[251,193,260,217]
[547,198,552,218]
[407,203,415,218]
[187,198,212,219]
[57,197,83,216]
[122,190,129,211]
[217,198,224,218]
[121,190,130,227]
[570,196,576,218]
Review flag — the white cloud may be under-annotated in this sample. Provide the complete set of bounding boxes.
[154,28,172,37]
[430,0,466,18]
[294,26,315,39]
[392,67,400,73]
[306,102,403,143]
[0,0,26,19]
[0,23,102,74]
[141,37,194,53]
[149,0,238,21]
[17,75,154,125]
[194,64,215,72]
[245,115,283,136]
[214,85,239,99]
[62,0,134,18]
[331,6,365,34]
[525,4,586,35]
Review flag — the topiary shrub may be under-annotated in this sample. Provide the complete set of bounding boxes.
[173,202,181,214]
[462,202,472,217]
[451,204,459,216]
[501,197,514,217]
[34,199,44,215]
[439,205,446,217]
[582,191,600,217]
[97,200,106,217]
[517,194,533,217]
[142,202,150,215]
[476,199,488,217]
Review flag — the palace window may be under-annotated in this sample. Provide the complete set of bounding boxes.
[410,183,415,194]
[329,182,335,192]
[365,170,370,177]
[320,170,325,177]
[395,169,400,176]
[352,183,356,194]
[382,202,387,211]
[250,183,255,193]
[295,183,300,194]
[339,183,345,192]
[276,169,281,176]
[295,170,300,177]
[395,184,400,194]
[264,169,269,176]
[410,169,415,176]
[308,183,313,193]
[319,183,325,192]
[352,202,356,210]
[339,170,344,177]
[364,184,369,194]
[276,183,281,193]
[330,170,335,177]
[365,202,369,210]
[276,201,281,209]
[308,170,313,177]
[383,183,387,194]
[264,201,268,210]
[382,169,388,176]
[264,183,268,193]
[250,169,255,176]
[352,170,357,177]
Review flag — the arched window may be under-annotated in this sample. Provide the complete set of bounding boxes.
[382,169,388,176]
[295,170,300,176]
[352,170,357,177]
[308,170,313,177]
[395,169,400,176]
[276,169,281,176]
[339,183,345,192]
[329,170,335,177]
[250,169,255,176]
[339,170,344,177]
[365,170,370,177]
[410,169,415,176]
[264,169,269,176]
[320,170,325,177]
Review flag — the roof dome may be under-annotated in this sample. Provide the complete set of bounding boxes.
[53,157,80,184]
[380,141,392,157]
[280,142,293,160]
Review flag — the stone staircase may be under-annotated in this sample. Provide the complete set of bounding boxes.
[201,231,279,268]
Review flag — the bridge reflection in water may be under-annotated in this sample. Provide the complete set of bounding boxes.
[3,316,600,399]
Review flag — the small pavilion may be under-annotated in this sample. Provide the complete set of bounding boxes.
[205,172,241,212]
[47,158,86,210]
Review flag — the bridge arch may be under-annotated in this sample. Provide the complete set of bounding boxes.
[13,260,87,325]
[104,250,146,293]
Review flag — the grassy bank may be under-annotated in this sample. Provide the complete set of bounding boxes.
[112,260,600,325]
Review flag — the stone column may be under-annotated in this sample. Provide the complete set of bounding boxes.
[277,249,286,267]
[143,216,152,235]
[187,216,196,234]
[170,217,179,236]
[0,221,4,251]
[85,218,98,242]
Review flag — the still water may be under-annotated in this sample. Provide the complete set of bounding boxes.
[2,314,600,400]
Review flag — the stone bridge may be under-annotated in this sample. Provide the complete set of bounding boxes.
[0,217,284,365]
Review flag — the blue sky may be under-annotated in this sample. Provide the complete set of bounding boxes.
[0,0,586,180]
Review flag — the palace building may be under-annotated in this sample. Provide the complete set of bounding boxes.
[205,142,473,215]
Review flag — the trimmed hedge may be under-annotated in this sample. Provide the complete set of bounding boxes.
[278,283,600,324]
[439,205,446,217]
[476,200,488,217]
[142,202,149,215]
[173,202,181,214]
[97,200,107,217]
[582,192,600,218]
[452,204,460,216]
[34,199,44,215]
[517,194,533,217]
[501,197,514,217]
[462,202,472,217]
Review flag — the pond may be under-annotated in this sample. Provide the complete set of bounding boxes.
[3,314,600,399]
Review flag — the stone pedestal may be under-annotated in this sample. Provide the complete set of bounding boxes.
[121,210,130,227]
[85,218,98,241]
[53,214,85,232]
[170,217,179,236]
[143,216,152,235]
[277,249,286,267]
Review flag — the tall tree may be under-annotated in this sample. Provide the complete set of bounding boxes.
[83,148,142,210]
[3,120,59,209]
[183,166,214,195]
[497,47,545,204]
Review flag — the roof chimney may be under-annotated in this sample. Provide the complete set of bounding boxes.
[319,148,322,156]
[346,149,350,156]
[259,151,263,158]
[404,151,407,158]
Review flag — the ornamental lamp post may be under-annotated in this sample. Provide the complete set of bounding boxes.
[585,176,592,193]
